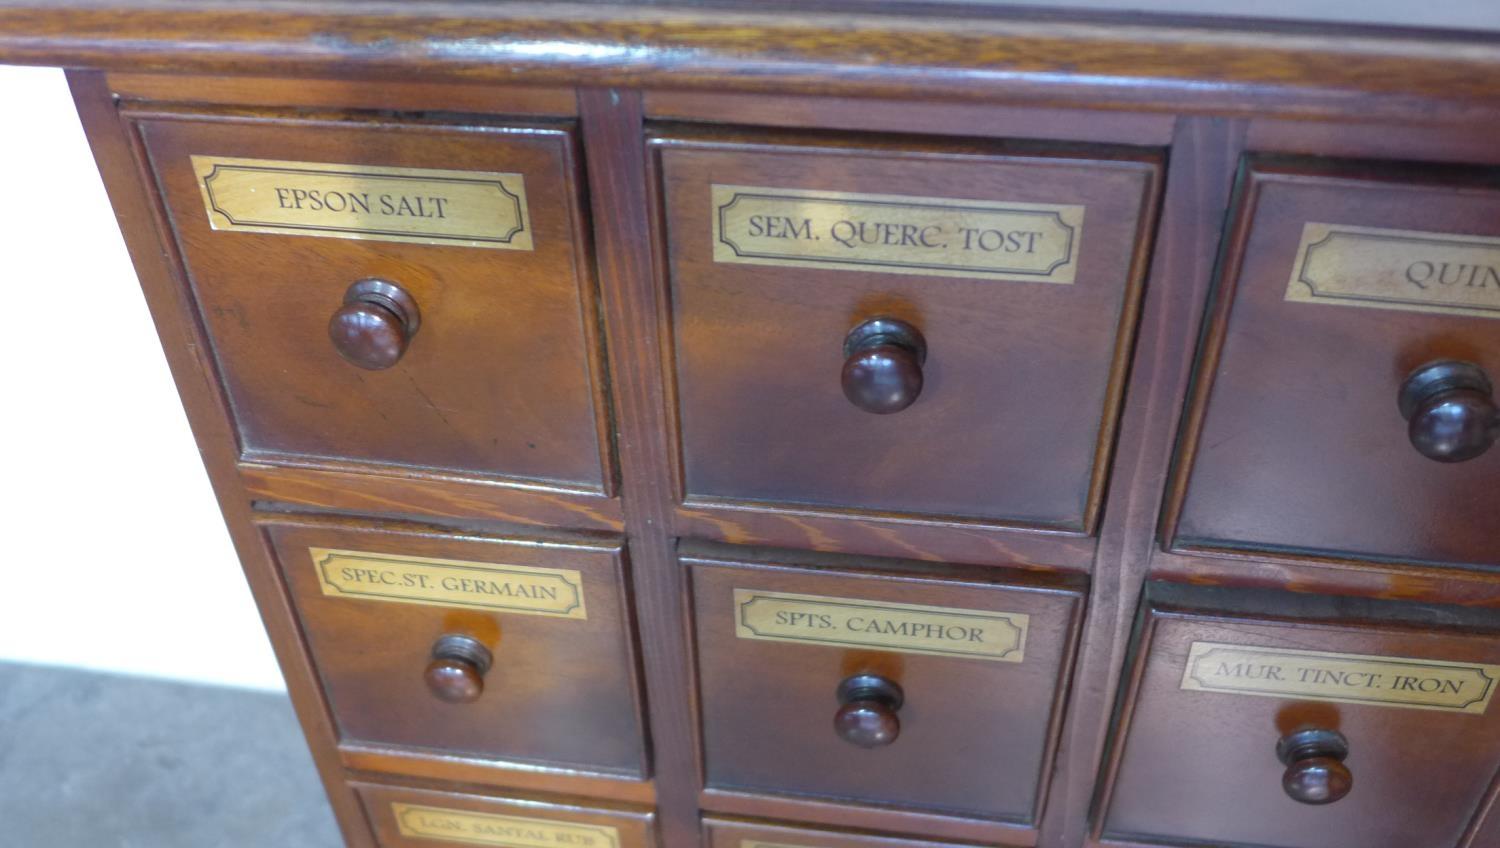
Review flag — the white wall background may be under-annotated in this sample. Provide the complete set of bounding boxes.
[0,65,286,691]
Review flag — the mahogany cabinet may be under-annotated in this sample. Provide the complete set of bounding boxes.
[6,3,1500,848]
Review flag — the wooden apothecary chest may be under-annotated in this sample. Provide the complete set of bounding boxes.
[6,3,1500,847]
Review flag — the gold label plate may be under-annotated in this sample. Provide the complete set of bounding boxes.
[392,803,619,848]
[733,589,1027,662]
[1285,222,1500,319]
[192,155,532,249]
[310,548,585,619]
[711,184,1083,283]
[1181,642,1500,714]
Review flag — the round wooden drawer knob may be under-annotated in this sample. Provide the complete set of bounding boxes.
[328,278,421,370]
[1277,728,1352,805]
[834,673,904,748]
[1398,360,1499,462]
[841,317,927,414]
[423,634,492,704]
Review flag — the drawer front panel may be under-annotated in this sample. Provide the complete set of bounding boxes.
[1172,160,1500,565]
[703,816,981,848]
[354,781,655,848]
[1100,588,1500,848]
[655,134,1159,529]
[138,113,611,489]
[689,553,1083,821]
[265,519,647,776]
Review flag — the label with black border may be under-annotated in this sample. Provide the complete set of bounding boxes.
[391,803,619,848]
[711,184,1082,282]
[733,589,1027,662]
[192,155,532,249]
[1180,642,1500,714]
[1285,222,1500,319]
[310,548,585,619]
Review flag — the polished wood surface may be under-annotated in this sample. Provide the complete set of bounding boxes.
[833,673,906,748]
[1166,160,1500,568]
[654,130,1158,530]
[262,516,650,779]
[1277,728,1354,806]
[423,634,493,705]
[352,779,657,848]
[841,317,928,416]
[14,4,1500,847]
[328,279,422,371]
[690,553,1082,827]
[1398,359,1500,463]
[1095,585,1500,848]
[10,3,1500,124]
[703,816,985,848]
[135,109,614,491]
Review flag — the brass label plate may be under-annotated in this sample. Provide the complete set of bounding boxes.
[741,841,814,848]
[1180,642,1500,714]
[733,589,1027,662]
[192,155,532,249]
[391,803,619,848]
[310,548,585,619]
[1285,222,1500,319]
[711,184,1083,283]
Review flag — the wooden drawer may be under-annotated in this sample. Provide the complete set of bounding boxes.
[136,110,612,490]
[652,131,1159,530]
[703,816,981,848]
[688,550,1083,822]
[1169,159,1500,566]
[262,516,648,777]
[353,780,655,848]
[1096,584,1500,848]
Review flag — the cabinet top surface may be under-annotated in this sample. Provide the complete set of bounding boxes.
[6,0,1500,33]
[6,0,1500,123]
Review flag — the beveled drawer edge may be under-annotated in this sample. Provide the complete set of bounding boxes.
[242,461,625,533]
[342,746,656,806]
[699,787,1038,847]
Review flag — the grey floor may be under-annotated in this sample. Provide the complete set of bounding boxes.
[0,661,342,847]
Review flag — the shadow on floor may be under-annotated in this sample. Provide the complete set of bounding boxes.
[0,661,342,847]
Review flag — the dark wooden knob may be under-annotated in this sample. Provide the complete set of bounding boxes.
[423,634,492,704]
[1277,728,1352,805]
[834,673,904,748]
[841,317,927,414]
[1398,360,1499,462]
[328,278,421,370]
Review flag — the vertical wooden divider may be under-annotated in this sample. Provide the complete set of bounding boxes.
[1039,116,1247,848]
[578,88,699,848]
[64,69,378,846]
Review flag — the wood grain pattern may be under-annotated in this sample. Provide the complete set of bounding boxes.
[66,69,379,846]
[351,779,656,848]
[1041,116,1247,848]
[11,4,1500,122]
[643,92,1175,146]
[1153,548,1500,609]
[260,514,651,780]
[1164,159,1500,567]
[652,129,1159,533]
[1094,585,1500,848]
[108,71,578,115]
[689,554,1083,829]
[676,500,1096,573]
[703,814,993,848]
[578,87,702,848]
[340,746,656,806]
[240,461,625,532]
[37,12,1500,848]
[699,788,1036,847]
[132,106,617,492]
